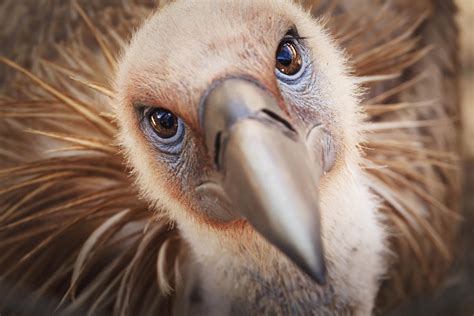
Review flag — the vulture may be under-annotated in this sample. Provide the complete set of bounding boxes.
[0,0,461,315]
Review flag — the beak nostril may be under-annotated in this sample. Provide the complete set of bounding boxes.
[260,109,296,133]
[214,132,222,168]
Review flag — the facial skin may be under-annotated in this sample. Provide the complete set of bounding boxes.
[115,0,386,314]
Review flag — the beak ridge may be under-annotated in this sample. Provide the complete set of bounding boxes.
[201,78,327,284]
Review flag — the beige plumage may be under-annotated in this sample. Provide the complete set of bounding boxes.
[0,0,461,315]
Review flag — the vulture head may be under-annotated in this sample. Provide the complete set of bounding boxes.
[115,0,385,313]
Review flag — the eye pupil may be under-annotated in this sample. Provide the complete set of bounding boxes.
[276,43,294,66]
[275,40,302,76]
[158,111,176,129]
[149,108,179,138]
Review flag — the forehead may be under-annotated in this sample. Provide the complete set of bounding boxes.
[131,0,291,62]
[117,0,293,128]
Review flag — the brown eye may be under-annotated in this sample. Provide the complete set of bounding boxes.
[275,40,302,76]
[149,108,178,139]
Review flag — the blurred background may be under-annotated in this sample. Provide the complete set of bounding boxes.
[0,0,472,315]
[460,0,473,159]
[456,0,473,311]
[390,1,474,314]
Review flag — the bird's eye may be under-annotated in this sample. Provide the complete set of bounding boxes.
[275,40,302,76]
[149,108,178,139]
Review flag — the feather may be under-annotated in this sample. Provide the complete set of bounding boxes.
[0,0,460,314]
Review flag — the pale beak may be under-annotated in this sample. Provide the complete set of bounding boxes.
[200,78,327,284]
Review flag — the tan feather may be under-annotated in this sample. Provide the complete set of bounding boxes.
[0,0,461,314]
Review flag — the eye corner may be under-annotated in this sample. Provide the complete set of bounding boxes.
[132,102,149,128]
[133,102,153,120]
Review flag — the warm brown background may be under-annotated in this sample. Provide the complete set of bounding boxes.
[0,1,472,315]
[390,1,473,314]
[460,0,473,158]
[458,0,473,313]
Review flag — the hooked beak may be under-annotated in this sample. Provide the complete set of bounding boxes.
[200,78,326,285]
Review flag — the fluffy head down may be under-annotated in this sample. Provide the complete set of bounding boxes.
[115,0,386,314]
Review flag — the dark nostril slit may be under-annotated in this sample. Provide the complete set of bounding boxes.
[261,109,296,132]
[214,132,222,168]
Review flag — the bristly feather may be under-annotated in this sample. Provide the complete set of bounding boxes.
[0,0,460,315]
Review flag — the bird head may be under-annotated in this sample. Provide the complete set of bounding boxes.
[115,0,385,310]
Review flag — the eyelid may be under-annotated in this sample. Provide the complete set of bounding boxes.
[282,27,308,44]
[133,101,171,115]
[135,104,166,123]
[285,27,299,38]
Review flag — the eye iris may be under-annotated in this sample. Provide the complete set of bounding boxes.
[150,109,178,138]
[276,41,302,76]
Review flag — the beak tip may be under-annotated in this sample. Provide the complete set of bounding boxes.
[308,260,327,286]
[297,250,327,286]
